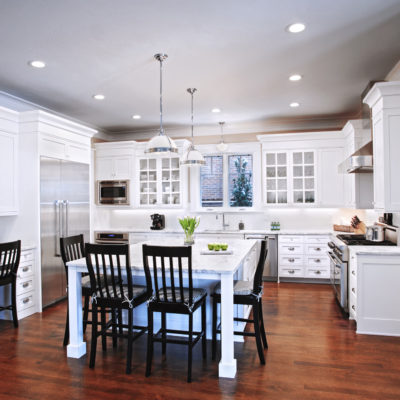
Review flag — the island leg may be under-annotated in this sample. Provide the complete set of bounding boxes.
[218,272,237,378]
[67,267,86,358]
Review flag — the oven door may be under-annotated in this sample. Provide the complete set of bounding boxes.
[328,251,348,311]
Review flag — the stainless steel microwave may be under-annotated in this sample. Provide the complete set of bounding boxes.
[97,180,129,205]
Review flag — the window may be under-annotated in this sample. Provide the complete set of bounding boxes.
[228,154,253,207]
[200,156,223,207]
[200,154,253,208]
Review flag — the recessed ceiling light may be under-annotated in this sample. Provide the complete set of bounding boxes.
[28,60,46,68]
[290,102,300,108]
[92,94,105,100]
[211,108,221,113]
[132,114,141,120]
[286,23,306,33]
[289,74,302,81]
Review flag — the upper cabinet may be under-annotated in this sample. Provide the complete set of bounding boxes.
[0,106,18,216]
[259,132,345,207]
[95,141,136,180]
[364,82,400,212]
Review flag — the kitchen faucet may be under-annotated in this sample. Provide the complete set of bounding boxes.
[216,213,230,230]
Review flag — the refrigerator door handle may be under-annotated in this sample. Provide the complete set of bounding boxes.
[55,200,62,257]
[64,200,69,237]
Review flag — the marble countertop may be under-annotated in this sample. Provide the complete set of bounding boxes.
[69,238,258,275]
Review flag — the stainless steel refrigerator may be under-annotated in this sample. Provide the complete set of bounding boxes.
[40,157,90,308]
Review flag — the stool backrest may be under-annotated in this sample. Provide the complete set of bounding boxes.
[0,240,21,280]
[142,245,193,306]
[253,240,268,293]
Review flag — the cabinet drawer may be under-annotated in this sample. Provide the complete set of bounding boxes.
[306,255,329,267]
[279,255,304,266]
[305,267,330,279]
[17,261,34,279]
[279,236,304,244]
[16,278,34,296]
[279,244,304,255]
[20,250,34,263]
[305,235,329,244]
[17,293,35,311]
[305,244,329,255]
[279,267,304,278]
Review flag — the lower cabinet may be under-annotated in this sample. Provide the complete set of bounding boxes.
[278,235,330,280]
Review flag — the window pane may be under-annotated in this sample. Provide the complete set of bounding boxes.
[277,153,286,165]
[267,192,276,203]
[277,166,287,177]
[305,178,314,189]
[293,152,302,164]
[305,165,314,176]
[304,152,314,164]
[293,191,303,203]
[266,167,276,177]
[293,178,303,190]
[266,153,275,165]
[293,166,303,177]
[267,179,276,190]
[277,179,287,190]
[277,192,287,203]
[229,155,253,207]
[305,191,315,203]
[200,156,223,207]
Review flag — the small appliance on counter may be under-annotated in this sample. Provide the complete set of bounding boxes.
[150,214,165,230]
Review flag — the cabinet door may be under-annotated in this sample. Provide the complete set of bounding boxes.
[318,148,344,207]
[264,152,288,204]
[0,131,18,215]
[114,157,132,179]
[96,157,114,180]
[292,151,315,204]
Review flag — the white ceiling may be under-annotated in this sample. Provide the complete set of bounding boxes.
[0,0,400,137]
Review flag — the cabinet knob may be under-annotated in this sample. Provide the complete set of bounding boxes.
[351,288,355,293]
[288,258,295,263]
[288,270,295,274]
[314,247,321,251]
[352,270,355,276]
[314,259,321,263]
[23,267,29,272]
[22,282,29,288]
[23,298,30,304]
[288,247,295,251]
[315,270,321,274]
[352,305,356,311]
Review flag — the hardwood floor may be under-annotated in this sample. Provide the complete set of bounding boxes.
[1,283,399,399]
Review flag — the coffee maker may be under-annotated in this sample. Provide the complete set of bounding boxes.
[150,214,165,230]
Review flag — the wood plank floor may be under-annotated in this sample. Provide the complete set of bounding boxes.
[1,283,400,400]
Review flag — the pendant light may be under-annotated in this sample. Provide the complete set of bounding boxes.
[216,121,228,152]
[180,88,205,166]
[146,53,178,154]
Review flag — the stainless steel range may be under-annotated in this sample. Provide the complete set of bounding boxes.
[328,234,396,312]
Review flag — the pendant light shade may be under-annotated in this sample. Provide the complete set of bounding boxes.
[180,88,205,166]
[146,53,178,154]
[216,121,228,152]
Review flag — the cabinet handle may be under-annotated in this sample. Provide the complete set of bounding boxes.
[22,282,29,288]
[351,305,355,311]
[288,270,295,274]
[314,247,321,251]
[351,288,355,294]
[23,298,30,304]
[288,247,295,251]
[23,267,29,272]
[288,258,295,263]
[352,270,355,276]
[314,259,321,263]
[315,270,321,275]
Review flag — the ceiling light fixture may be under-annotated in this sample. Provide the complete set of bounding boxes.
[180,88,205,166]
[28,60,46,68]
[286,23,306,33]
[290,102,300,108]
[93,94,105,100]
[145,53,177,154]
[132,114,141,119]
[216,121,228,152]
[289,74,302,81]
[211,108,221,113]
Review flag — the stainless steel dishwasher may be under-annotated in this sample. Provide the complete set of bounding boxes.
[244,234,278,282]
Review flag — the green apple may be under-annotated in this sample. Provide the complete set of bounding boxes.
[214,244,221,251]
[221,243,228,251]
[208,243,214,251]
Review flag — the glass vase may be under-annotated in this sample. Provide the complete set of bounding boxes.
[183,232,195,246]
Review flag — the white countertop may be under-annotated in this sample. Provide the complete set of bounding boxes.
[349,246,400,256]
[22,244,36,251]
[69,238,258,275]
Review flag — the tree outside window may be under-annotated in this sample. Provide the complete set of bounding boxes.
[229,155,253,207]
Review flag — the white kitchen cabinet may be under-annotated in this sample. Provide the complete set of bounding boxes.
[278,234,330,280]
[0,106,18,216]
[95,141,136,180]
[259,132,345,208]
[341,120,373,209]
[364,82,400,212]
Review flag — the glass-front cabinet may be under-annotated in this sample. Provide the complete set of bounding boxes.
[263,150,316,205]
[138,156,182,207]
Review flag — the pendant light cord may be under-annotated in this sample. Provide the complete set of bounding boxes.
[219,121,225,143]
[159,57,164,136]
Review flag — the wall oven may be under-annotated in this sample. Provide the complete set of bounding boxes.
[98,180,129,205]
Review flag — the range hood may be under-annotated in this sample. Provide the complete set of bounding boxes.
[338,141,373,174]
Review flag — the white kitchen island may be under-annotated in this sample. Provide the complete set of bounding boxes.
[66,238,258,379]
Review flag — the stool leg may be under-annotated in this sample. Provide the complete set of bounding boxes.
[201,300,207,359]
[111,308,117,348]
[188,313,193,383]
[126,308,133,374]
[101,308,107,351]
[212,297,218,360]
[83,294,90,333]
[118,307,123,335]
[11,280,18,328]
[145,308,153,377]
[89,304,98,368]
[63,305,69,346]
[253,302,265,365]
[259,300,268,349]
[161,311,166,355]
